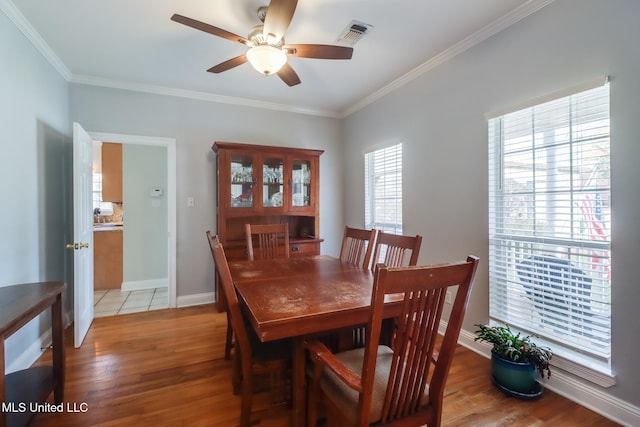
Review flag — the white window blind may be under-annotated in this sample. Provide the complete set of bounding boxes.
[365,143,403,234]
[488,84,611,365]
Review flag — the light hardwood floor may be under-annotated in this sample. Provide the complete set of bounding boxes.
[30,305,620,427]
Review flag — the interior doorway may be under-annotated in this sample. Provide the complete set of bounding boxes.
[89,132,177,314]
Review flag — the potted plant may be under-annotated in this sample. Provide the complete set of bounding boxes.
[474,324,552,396]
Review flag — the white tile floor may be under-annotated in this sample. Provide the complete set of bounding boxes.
[94,288,168,317]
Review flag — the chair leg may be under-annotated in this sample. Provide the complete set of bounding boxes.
[307,367,321,427]
[225,311,233,360]
[232,342,242,395]
[240,373,253,427]
[269,365,286,405]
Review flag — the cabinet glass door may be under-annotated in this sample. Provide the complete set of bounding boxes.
[291,159,311,207]
[230,154,254,208]
[263,157,284,208]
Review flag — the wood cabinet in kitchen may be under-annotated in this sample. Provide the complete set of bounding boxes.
[101,142,122,202]
[93,228,123,290]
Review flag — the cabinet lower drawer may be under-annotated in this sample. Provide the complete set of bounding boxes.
[290,241,320,256]
[223,239,321,261]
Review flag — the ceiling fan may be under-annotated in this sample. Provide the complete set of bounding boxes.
[171,0,354,87]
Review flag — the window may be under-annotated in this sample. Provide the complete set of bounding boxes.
[92,173,113,215]
[488,83,611,374]
[365,143,403,234]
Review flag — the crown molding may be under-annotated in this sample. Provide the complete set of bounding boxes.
[69,74,339,118]
[4,0,554,120]
[2,1,337,118]
[1,0,71,80]
[339,0,556,118]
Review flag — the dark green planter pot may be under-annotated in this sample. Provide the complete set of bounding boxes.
[491,352,537,393]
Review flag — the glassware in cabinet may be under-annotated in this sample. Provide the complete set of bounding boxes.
[291,159,312,208]
[262,156,284,208]
[230,154,254,208]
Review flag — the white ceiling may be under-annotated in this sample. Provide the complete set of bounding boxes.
[5,0,552,117]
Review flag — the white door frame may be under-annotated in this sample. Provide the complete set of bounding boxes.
[89,131,177,308]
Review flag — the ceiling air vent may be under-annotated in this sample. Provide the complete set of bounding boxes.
[337,20,373,46]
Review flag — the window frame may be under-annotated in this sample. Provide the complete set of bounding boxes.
[92,173,113,215]
[364,142,403,235]
[487,82,614,385]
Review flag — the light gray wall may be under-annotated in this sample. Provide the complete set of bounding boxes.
[122,144,168,283]
[4,0,638,418]
[0,10,71,369]
[69,85,344,299]
[342,0,639,412]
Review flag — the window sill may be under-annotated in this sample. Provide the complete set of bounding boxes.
[501,327,616,388]
[547,346,616,388]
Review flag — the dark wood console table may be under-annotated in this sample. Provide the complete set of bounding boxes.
[1,282,66,427]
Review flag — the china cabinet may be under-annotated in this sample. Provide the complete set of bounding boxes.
[212,142,323,261]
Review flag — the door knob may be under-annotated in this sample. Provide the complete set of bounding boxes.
[66,243,89,250]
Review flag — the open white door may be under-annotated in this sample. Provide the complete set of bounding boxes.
[71,122,94,347]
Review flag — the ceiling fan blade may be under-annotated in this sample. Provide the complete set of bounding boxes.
[207,55,248,73]
[277,63,301,87]
[284,44,353,60]
[263,0,298,43]
[171,14,249,45]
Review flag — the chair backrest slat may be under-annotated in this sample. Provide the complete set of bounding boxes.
[371,231,423,271]
[339,226,378,269]
[361,256,479,425]
[245,223,290,260]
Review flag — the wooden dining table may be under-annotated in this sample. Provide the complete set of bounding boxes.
[227,255,403,426]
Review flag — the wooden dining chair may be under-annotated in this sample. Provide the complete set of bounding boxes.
[333,226,379,351]
[370,231,423,270]
[306,256,479,427]
[339,226,378,269]
[210,234,292,427]
[206,230,234,360]
[340,231,422,350]
[245,223,290,260]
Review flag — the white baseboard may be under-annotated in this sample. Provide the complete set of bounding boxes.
[64,311,73,330]
[176,292,215,308]
[453,325,640,427]
[6,329,52,374]
[121,278,168,292]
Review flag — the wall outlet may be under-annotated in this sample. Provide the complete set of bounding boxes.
[446,290,452,304]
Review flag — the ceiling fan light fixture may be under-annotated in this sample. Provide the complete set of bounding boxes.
[246,45,287,76]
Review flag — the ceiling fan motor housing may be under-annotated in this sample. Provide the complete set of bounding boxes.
[248,25,284,48]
